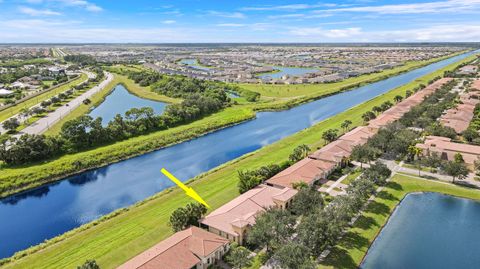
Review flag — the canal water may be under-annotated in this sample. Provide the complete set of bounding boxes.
[361,192,480,269]
[0,50,477,259]
[258,66,319,79]
[179,58,212,71]
[89,84,167,125]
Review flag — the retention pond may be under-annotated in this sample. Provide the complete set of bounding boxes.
[0,50,477,259]
[361,192,480,269]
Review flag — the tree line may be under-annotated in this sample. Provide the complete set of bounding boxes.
[1,72,234,165]
[128,70,260,102]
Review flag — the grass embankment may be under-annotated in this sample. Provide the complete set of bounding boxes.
[2,53,472,269]
[44,74,180,135]
[319,174,480,269]
[241,52,465,99]
[3,54,465,197]
[0,74,88,122]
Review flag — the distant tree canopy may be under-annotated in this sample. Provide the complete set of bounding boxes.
[128,70,260,102]
[64,54,97,65]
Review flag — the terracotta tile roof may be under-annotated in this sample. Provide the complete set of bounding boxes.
[339,126,376,144]
[440,86,479,133]
[416,136,480,165]
[200,185,297,235]
[472,79,480,91]
[117,226,229,269]
[266,158,336,188]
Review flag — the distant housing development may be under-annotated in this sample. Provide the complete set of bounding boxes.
[64,45,465,84]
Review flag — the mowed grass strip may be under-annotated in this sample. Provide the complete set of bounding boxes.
[319,174,480,269]
[0,73,88,122]
[2,53,473,269]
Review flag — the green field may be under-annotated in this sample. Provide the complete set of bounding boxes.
[1,53,473,269]
[319,174,480,269]
[0,74,88,122]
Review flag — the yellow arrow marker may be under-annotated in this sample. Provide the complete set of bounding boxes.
[161,168,210,208]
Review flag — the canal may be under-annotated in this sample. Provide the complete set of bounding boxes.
[0,50,477,259]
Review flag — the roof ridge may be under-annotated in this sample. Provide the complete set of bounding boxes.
[136,231,192,268]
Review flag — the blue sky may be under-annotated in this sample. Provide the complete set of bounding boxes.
[0,0,479,43]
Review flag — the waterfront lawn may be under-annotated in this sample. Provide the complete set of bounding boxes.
[1,56,470,268]
[319,174,480,269]
[240,53,463,99]
[0,74,88,122]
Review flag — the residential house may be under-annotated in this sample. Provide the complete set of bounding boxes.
[117,226,229,269]
[416,136,480,171]
[200,184,297,245]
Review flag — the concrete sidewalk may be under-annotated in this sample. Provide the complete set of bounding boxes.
[381,159,480,188]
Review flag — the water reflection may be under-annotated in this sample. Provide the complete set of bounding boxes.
[0,50,477,259]
[89,84,167,125]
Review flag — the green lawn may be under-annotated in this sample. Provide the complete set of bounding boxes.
[0,74,88,122]
[240,52,465,99]
[342,169,363,185]
[1,54,473,269]
[319,174,480,269]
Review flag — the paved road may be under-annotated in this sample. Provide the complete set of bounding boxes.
[382,159,480,188]
[0,71,95,134]
[15,72,113,136]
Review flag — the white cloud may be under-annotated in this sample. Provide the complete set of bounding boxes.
[162,20,176,24]
[287,24,480,42]
[268,13,333,20]
[25,0,103,12]
[19,6,62,16]
[216,23,246,27]
[315,0,480,14]
[207,11,245,19]
[242,3,339,11]
[289,27,362,38]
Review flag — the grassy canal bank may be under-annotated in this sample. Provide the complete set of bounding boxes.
[319,174,480,269]
[0,52,473,199]
[1,53,476,269]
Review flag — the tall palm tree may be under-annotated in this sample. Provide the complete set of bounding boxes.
[341,120,352,132]
[408,145,423,176]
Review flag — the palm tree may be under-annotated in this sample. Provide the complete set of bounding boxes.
[341,120,352,132]
[408,145,423,176]
[394,95,403,103]
[372,106,383,114]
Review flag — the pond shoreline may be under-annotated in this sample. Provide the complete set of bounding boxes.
[1,52,477,268]
[0,51,474,199]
